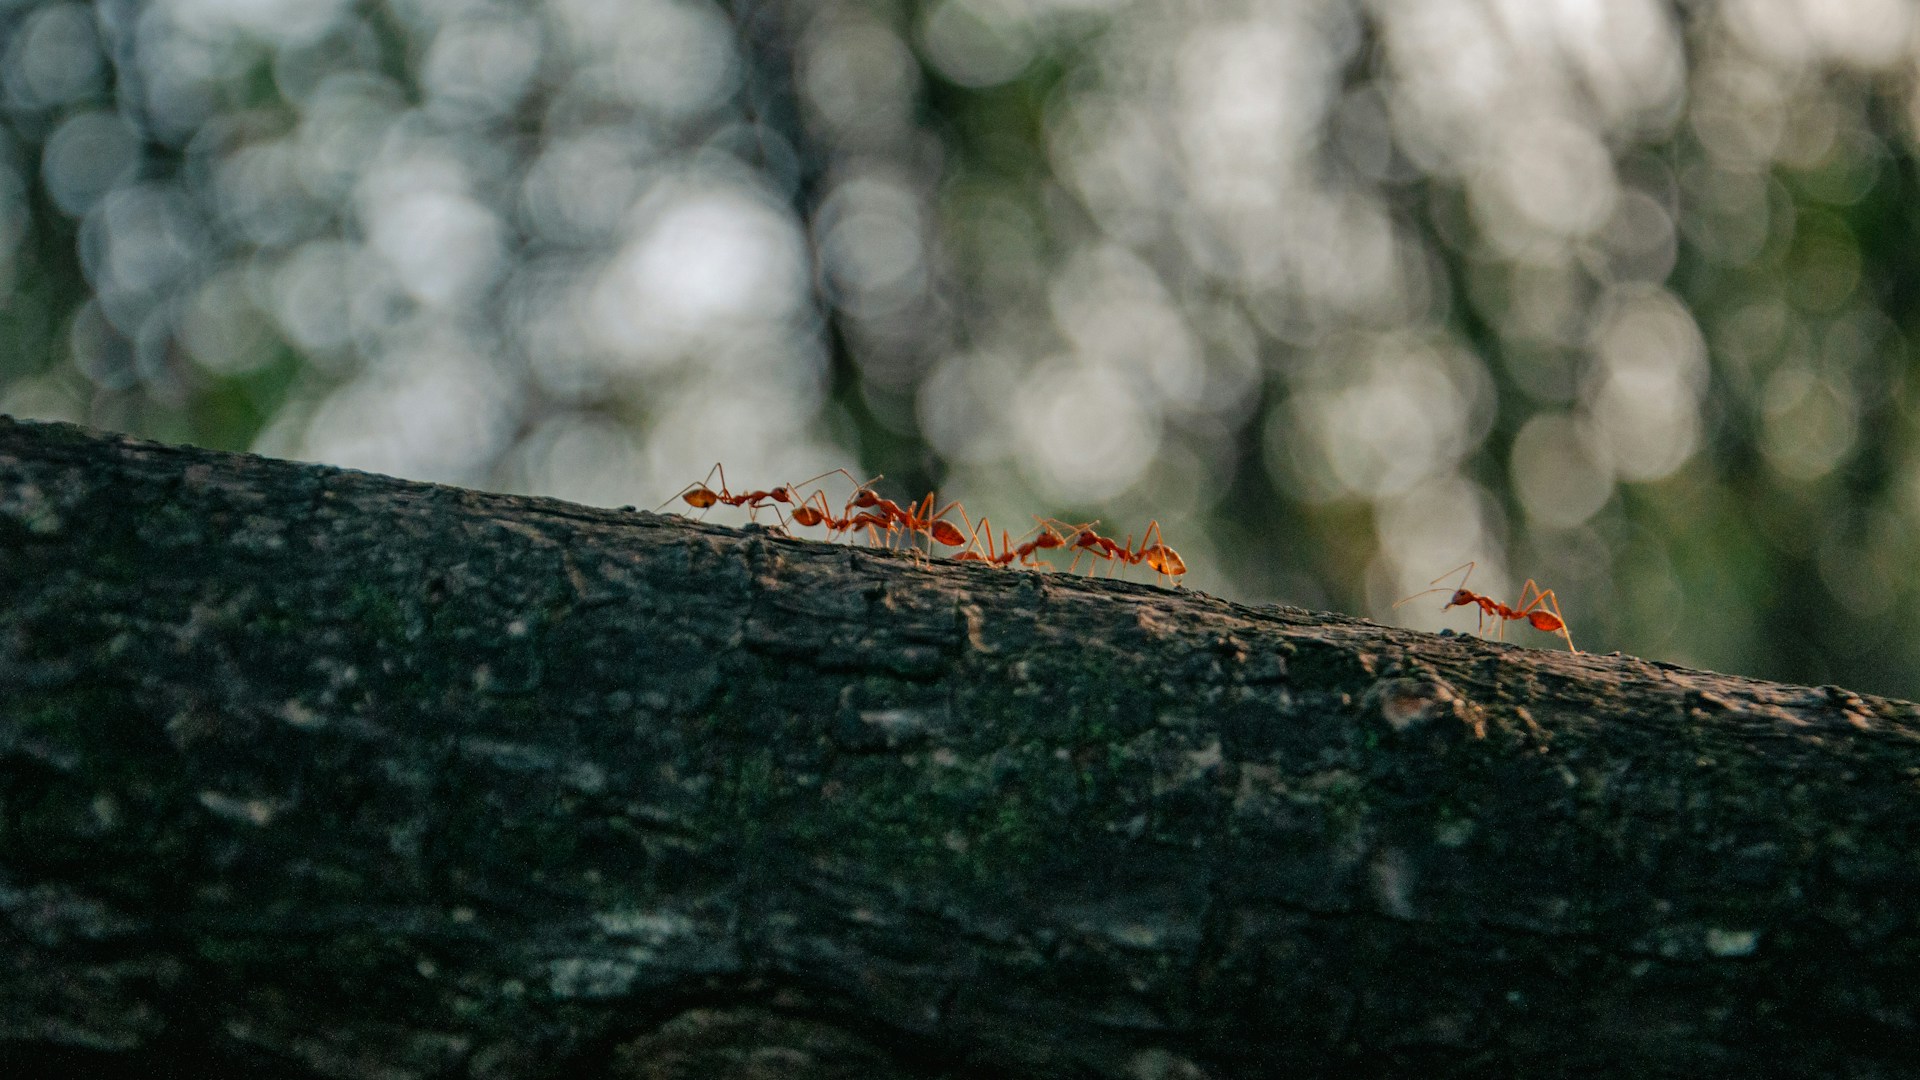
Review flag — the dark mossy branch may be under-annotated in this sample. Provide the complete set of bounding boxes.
[3,416,1920,1079]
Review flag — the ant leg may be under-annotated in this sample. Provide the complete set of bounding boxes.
[761,467,862,527]
[905,492,942,561]
[739,488,797,529]
[1067,525,1117,578]
[785,468,868,534]
[926,497,971,553]
[958,510,1017,567]
[1008,518,1056,570]
[1104,527,1136,579]
[655,483,708,514]
[1515,582,1577,653]
[848,479,916,552]
[1025,517,1082,572]
[1136,520,1185,586]
[945,504,982,561]
[1050,519,1099,576]
[1513,579,1539,612]
[1128,522,1158,582]
[906,491,968,564]
[1052,519,1121,578]
[1114,532,1138,580]
[788,491,851,539]
[789,467,864,500]
[1544,592,1576,653]
[977,520,1012,567]
[1065,538,1100,576]
[822,498,858,543]
[1516,580,1553,612]
[956,513,998,564]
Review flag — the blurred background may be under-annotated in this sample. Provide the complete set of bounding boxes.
[2,0,1919,697]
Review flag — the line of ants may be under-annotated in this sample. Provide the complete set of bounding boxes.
[658,464,1188,586]
[660,465,1577,652]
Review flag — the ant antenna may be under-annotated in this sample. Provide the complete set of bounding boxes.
[1392,561,1476,609]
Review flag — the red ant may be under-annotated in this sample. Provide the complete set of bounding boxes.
[1061,521,1127,572]
[1056,519,1186,586]
[886,491,971,555]
[785,500,862,534]
[951,515,1074,569]
[783,494,886,541]
[1009,517,1076,566]
[787,473,882,536]
[832,481,974,558]
[782,479,967,562]
[787,492,836,530]
[905,493,971,552]
[659,465,862,529]
[951,517,1015,567]
[787,472,878,532]
[657,463,792,522]
[1129,521,1186,584]
[841,486,963,552]
[1393,561,1575,652]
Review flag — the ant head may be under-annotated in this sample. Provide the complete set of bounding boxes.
[1446,588,1475,609]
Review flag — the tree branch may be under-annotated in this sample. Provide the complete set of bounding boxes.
[3,417,1918,1078]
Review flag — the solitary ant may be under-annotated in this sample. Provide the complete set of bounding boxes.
[1394,561,1575,652]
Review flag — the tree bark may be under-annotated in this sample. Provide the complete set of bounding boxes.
[2,416,1918,1079]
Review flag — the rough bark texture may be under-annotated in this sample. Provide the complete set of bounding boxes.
[3,416,1919,1079]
